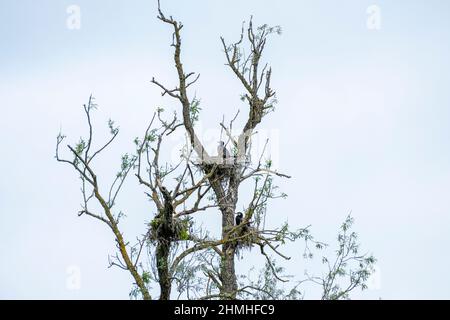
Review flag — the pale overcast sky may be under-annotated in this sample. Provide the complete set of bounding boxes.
[1,0,450,299]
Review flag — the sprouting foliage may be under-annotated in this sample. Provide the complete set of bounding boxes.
[263,95,278,116]
[235,216,375,300]
[108,119,119,136]
[257,24,282,37]
[189,97,202,125]
[304,215,377,300]
[238,258,301,300]
[73,138,86,165]
[75,138,85,154]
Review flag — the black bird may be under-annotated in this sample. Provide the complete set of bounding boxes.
[217,141,231,163]
[235,212,243,226]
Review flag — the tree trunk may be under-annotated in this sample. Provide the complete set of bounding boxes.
[220,206,238,298]
[218,173,240,299]
[156,239,171,300]
[156,187,174,300]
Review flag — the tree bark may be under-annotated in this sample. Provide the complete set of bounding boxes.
[156,187,175,300]
[156,239,171,300]
[217,171,241,298]
[220,207,238,298]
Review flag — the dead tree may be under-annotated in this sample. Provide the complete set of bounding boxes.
[56,2,375,300]
[153,2,294,299]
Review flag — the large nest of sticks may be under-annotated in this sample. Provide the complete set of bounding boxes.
[235,226,259,254]
[148,216,191,243]
[201,156,243,172]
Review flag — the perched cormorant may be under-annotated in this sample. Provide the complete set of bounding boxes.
[217,141,231,163]
[235,212,243,226]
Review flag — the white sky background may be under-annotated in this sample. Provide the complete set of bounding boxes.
[1,0,450,299]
